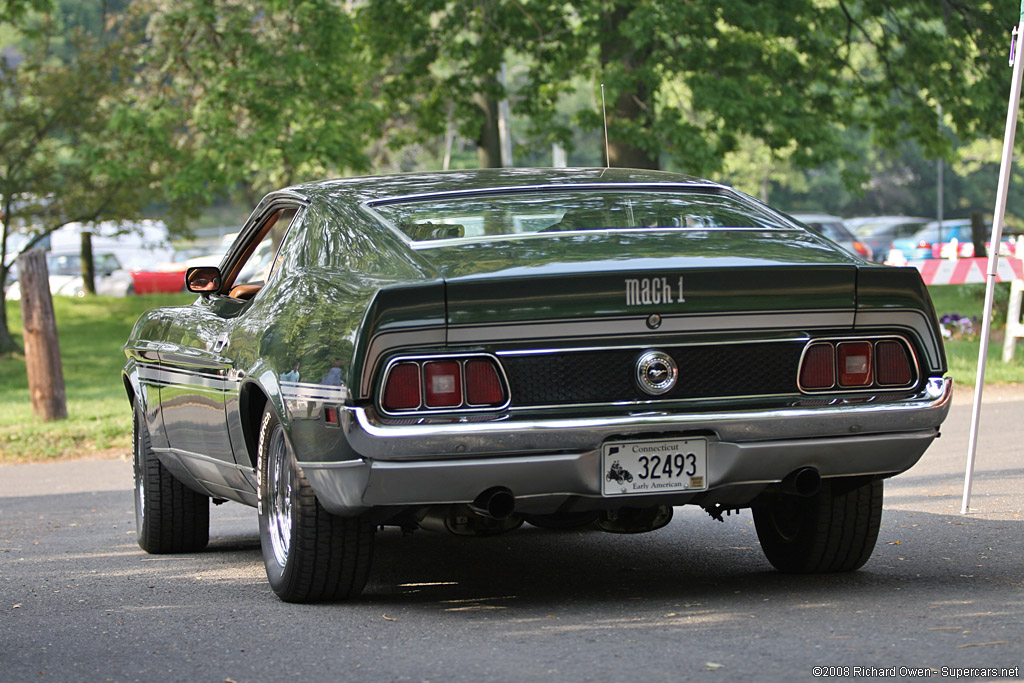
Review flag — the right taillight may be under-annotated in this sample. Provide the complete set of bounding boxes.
[798,338,915,393]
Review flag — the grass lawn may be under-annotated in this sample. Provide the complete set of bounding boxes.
[1,283,1022,463]
[927,282,1024,385]
[1,293,194,463]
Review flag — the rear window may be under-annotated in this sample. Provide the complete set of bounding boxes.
[367,190,790,242]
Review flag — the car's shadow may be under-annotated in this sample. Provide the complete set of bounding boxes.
[196,505,1023,610]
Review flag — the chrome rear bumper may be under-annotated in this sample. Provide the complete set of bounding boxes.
[298,378,952,516]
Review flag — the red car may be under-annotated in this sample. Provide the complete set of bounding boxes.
[130,268,186,294]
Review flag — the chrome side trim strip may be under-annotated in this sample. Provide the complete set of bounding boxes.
[280,381,350,403]
[137,364,238,393]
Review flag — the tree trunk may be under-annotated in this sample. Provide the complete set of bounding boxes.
[600,3,659,170]
[0,280,20,353]
[970,211,988,259]
[474,91,502,168]
[81,231,96,295]
[18,250,67,421]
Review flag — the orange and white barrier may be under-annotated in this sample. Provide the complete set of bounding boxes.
[905,257,1024,285]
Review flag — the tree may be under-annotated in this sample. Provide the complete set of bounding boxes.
[0,25,164,353]
[362,1,1020,178]
[124,0,379,207]
[358,0,575,169]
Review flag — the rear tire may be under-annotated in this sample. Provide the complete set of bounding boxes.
[753,478,882,573]
[133,401,209,553]
[257,407,374,603]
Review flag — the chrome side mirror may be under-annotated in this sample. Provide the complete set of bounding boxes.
[185,266,222,294]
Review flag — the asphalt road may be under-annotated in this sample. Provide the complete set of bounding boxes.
[1,392,1021,683]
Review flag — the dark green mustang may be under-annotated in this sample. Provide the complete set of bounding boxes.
[123,168,952,602]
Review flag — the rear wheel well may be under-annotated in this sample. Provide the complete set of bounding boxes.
[123,374,135,405]
[239,385,269,470]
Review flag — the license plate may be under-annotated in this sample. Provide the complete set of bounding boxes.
[601,438,708,496]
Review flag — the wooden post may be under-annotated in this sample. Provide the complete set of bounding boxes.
[81,231,95,295]
[17,249,67,421]
[970,211,988,259]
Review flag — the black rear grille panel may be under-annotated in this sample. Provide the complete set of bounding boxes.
[502,342,804,407]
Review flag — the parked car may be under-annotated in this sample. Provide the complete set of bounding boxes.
[849,216,930,263]
[787,213,873,261]
[129,268,186,294]
[6,251,134,299]
[123,168,952,602]
[887,218,1007,262]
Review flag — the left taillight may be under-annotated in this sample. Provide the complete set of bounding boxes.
[380,356,508,413]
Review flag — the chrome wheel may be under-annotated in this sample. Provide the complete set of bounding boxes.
[257,406,375,602]
[266,424,294,568]
[133,410,146,524]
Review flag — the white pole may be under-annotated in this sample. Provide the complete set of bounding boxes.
[938,104,944,236]
[961,20,1024,514]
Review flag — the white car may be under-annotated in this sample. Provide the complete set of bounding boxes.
[6,251,134,300]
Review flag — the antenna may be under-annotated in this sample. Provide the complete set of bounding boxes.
[601,83,610,168]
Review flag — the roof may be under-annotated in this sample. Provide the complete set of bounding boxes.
[284,167,722,204]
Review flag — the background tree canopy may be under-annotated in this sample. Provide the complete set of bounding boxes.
[1,0,1023,336]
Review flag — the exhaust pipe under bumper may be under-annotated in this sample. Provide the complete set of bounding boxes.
[469,487,516,520]
[780,467,822,497]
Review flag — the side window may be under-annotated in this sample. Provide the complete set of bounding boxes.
[226,207,299,299]
[239,208,297,284]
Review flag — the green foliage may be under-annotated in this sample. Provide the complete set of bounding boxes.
[125,0,380,206]
[361,0,1021,180]
[0,19,170,350]
[0,293,194,462]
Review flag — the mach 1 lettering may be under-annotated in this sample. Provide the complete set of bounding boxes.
[625,276,684,306]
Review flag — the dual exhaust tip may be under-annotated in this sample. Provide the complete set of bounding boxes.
[470,487,517,520]
[780,467,822,497]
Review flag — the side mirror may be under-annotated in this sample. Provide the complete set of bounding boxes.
[185,266,222,294]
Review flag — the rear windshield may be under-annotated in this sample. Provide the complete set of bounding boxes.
[368,190,790,242]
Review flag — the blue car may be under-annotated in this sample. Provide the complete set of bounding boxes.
[889,220,991,260]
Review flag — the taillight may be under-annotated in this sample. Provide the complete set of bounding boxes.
[382,363,420,410]
[799,344,836,390]
[798,338,915,393]
[465,359,506,405]
[875,340,912,386]
[380,356,508,413]
[838,342,873,387]
[853,241,872,260]
[424,361,462,407]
